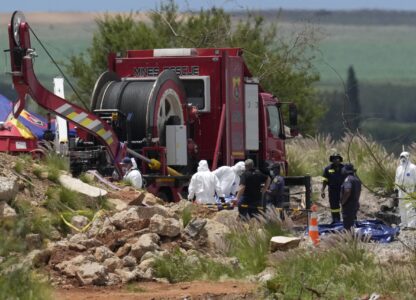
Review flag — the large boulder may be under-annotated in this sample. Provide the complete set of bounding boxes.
[204,219,230,251]
[71,215,89,233]
[76,262,108,286]
[107,198,128,211]
[94,246,114,262]
[0,176,18,202]
[110,207,149,230]
[103,257,123,272]
[142,192,165,206]
[183,218,207,238]
[149,214,181,237]
[59,174,108,198]
[0,201,17,218]
[270,236,301,252]
[136,205,173,220]
[130,233,160,260]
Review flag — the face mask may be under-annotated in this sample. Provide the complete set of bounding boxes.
[400,158,407,164]
[270,170,275,177]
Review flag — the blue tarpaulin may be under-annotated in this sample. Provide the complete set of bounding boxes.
[308,219,400,243]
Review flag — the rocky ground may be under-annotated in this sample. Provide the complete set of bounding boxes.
[1,152,415,299]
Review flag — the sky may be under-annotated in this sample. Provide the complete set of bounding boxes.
[3,0,416,13]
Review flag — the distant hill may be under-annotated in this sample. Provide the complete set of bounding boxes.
[233,9,416,26]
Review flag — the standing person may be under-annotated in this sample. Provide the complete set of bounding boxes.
[235,159,268,219]
[121,157,143,189]
[340,163,361,230]
[188,160,224,204]
[213,161,245,198]
[321,153,345,223]
[394,151,416,229]
[265,164,285,213]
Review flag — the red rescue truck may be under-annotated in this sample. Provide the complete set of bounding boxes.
[7,11,311,205]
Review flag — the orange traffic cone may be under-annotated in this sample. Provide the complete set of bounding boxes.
[309,204,320,246]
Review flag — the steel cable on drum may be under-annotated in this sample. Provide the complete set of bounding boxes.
[94,80,155,142]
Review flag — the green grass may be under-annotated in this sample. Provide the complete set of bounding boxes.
[264,232,416,299]
[79,172,92,184]
[152,248,239,283]
[225,209,288,275]
[0,223,51,300]
[286,133,396,193]
[181,205,193,227]
[13,160,24,173]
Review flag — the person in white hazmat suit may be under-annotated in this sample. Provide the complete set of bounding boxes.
[213,161,245,198]
[121,157,143,189]
[394,151,416,228]
[188,160,224,204]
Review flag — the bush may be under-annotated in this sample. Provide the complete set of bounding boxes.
[0,267,51,300]
[225,208,288,275]
[0,222,51,300]
[264,232,416,299]
[13,160,24,173]
[181,205,193,227]
[45,153,69,172]
[286,133,396,193]
[152,248,239,283]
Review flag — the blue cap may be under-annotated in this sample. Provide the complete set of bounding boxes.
[121,157,132,164]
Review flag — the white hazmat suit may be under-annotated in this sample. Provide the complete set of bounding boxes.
[122,157,143,189]
[394,151,416,228]
[188,160,224,204]
[213,161,245,197]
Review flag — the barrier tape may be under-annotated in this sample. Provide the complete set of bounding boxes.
[60,209,106,233]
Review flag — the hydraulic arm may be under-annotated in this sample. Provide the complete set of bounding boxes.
[7,11,125,175]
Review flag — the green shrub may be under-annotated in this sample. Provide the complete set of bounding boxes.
[79,172,92,184]
[0,264,51,300]
[286,133,396,193]
[33,166,43,178]
[45,153,69,171]
[47,167,60,183]
[0,222,51,300]
[152,248,239,283]
[264,232,416,299]
[225,209,288,275]
[181,205,193,227]
[13,160,24,173]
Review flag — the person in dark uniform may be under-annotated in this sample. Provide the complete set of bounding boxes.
[235,159,268,219]
[265,163,285,217]
[321,153,345,223]
[340,163,362,230]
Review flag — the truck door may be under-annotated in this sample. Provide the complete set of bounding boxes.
[264,104,286,164]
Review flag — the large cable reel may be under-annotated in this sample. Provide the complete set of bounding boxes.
[91,69,187,146]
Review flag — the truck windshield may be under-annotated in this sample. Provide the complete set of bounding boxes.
[266,105,281,137]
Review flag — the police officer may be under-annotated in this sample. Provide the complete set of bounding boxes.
[265,164,285,206]
[321,153,345,223]
[340,163,362,230]
[235,159,268,219]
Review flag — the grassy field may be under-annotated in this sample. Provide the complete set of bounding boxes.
[1,10,416,153]
[1,11,416,90]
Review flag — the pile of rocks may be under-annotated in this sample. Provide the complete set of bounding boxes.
[23,197,236,287]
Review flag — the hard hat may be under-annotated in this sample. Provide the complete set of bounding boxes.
[329,153,343,162]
